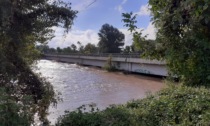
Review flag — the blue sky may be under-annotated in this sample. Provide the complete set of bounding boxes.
[48,0,155,48]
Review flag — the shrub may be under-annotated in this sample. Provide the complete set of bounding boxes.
[55,104,132,126]
[56,85,210,126]
[56,105,103,126]
[0,88,31,126]
[128,85,210,125]
[103,55,117,72]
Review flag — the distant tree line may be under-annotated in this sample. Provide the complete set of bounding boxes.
[37,23,156,54]
[36,42,98,54]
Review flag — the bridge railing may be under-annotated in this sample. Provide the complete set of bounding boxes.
[44,53,141,58]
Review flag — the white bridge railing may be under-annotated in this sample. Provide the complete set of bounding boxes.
[44,53,141,58]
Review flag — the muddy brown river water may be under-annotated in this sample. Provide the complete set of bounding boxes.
[35,60,165,124]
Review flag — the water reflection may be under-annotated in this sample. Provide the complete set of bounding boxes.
[35,60,164,124]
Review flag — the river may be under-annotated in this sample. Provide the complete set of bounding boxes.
[35,60,164,124]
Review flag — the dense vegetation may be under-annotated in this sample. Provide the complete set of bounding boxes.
[149,0,210,86]
[37,42,98,54]
[0,0,77,125]
[37,42,136,55]
[98,24,125,53]
[123,0,210,86]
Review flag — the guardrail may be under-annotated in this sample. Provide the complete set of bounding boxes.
[44,53,141,58]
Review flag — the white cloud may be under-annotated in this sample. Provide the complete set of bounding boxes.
[115,5,124,12]
[48,23,156,48]
[142,22,156,39]
[135,4,151,16]
[115,0,127,13]
[122,0,127,4]
[119,29,133,46]
[48,27,98,48]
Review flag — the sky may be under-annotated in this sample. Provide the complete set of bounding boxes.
[48,0,155,48]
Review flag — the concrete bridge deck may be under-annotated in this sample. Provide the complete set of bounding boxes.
[44,54,167,76]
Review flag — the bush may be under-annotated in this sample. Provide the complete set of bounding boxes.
[56,85,210,126]
[56,105,102,126]
[0,88,31,126]
[103,55,117,72]
[128,85,210,125]
[56,104,132,126]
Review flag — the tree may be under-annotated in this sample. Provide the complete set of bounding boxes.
[123,1,210,86]
[36,45,50,53]
[122,13,163,59]
[57,47,62,53]
[0,0,77,125]
[123,46,132,53]
[98,24,125,53]
[149,0,210,86]
[63,46,73,53]
[84,43,98,54]
[36,45,57,54]
[49,47,57,53]
[77,41,84,53]
[71,44,77,52]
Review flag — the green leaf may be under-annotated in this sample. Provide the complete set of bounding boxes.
[203,4,208,10]
[207,75,210,80]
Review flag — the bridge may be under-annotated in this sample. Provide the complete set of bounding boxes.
[44,53,167,76]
